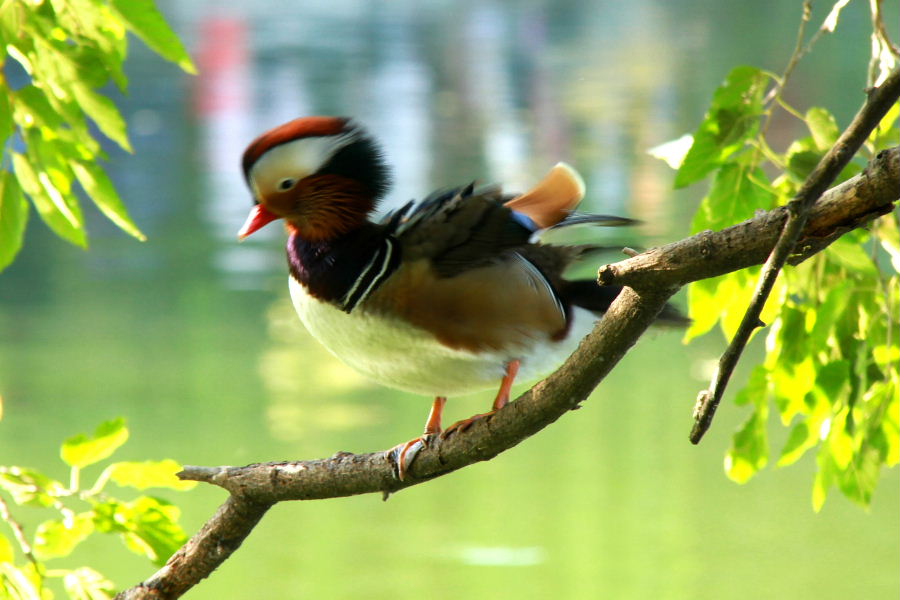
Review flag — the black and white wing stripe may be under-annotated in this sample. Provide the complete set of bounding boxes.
[339,236,401,313]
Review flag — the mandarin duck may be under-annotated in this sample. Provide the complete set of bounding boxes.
[238,116,680,479]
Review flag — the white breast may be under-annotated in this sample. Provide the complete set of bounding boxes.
[288,276,598,397]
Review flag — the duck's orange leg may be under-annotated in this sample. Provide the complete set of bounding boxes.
[442,359,521,438]
[390,396,446,480]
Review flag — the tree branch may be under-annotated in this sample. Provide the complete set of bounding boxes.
[115,144,899,600]
[690,67,900,443]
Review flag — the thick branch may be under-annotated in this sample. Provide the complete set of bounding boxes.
[597,146,899,289]
[116,146,898,599]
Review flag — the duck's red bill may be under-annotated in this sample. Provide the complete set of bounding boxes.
[238,205,279,239]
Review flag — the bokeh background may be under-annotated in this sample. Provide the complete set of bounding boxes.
[1,0,898,598]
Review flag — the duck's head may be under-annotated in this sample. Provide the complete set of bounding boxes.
[238,116,390,241]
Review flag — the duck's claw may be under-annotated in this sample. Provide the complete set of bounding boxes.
[441,410,497,439]
[388,434,437,481]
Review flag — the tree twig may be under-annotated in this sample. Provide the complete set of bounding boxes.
[689,67,900,444]
[114,145,900,600]
[0,495,40,572]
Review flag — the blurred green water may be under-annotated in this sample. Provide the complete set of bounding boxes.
[0,1,897,598]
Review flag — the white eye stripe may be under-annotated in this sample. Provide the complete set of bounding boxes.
[249,136,351,196]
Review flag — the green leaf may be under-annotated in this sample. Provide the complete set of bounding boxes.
[805,107,840,150]
[11,152,86,248]
[123,496,188,565]
[95,497,187,565]
[70,83,132,151]
[0,81,13,147]
[61,418,129,469]
[725,402,769,484]
[873,344,900,367]
[837,444,882,508]
[733,365,769,407]
[772,356,816,425]
[33,514,95,560]
[72,161,146,241]
[12,85,65,130]
[0,561,43,600]
[869,102,899,149]
[809,282,852,347]
[674,66,770,188]
[0,172,30,272]
[63,567,116,600]
[825,236,879,277]
[110,0,196,74]
[813,360,850,404]
[691,163,775,233]
[683,275,724,341]
[785,137,821,181]
[108,460,195,491]
[812,450,836,512]
[778,422,818,467]
[0,533,14,563]
[0,467,66,507]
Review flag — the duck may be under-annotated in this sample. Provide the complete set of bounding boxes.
[238,116,679,479]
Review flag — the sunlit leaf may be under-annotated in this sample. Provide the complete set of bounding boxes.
[63,567,116,600]
[778,422,818,467]
[110,0,196,73]
[674,66,770,188]
[0,533,14,563]
[822,0,852,32]
[11,152,86,248]
[33,514,95,560]
[875,216,900,273]
[647,134,694,170]
[827,410,853,469]
[72,162,146,241]
[869,102,899,148]
[12,85,64,130]
[837,445,881,507]
[805,107,840,150]
[95,497,187,565]
[725,402,769,484]
[812,450,836,512]
[0,172,29,272]
[0,467,65,507]
[0,561,42,600]
[873,345,900,367]
[683,275,724,341]
[122,496,188,565]
[70,84,132,152]
[61,418,129,469]
[772,357,816,425]
[108,460,195,491]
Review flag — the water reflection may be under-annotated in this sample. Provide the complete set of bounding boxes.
[1,0,896,598]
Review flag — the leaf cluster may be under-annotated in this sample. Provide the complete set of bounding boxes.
[0,418,195,599]
[651,2,899,509]
[0,0,195,272]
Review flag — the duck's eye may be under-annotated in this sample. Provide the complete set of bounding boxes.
[277,178,297,191]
